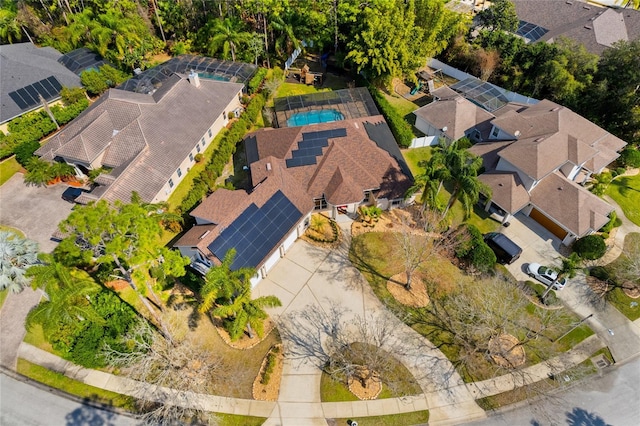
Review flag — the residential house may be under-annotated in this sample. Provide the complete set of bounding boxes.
[0,42,81,125]
[470,99,626,244]
[36,72,244,204]
[174,116,413,285]
[413,86,495,144]
[512,0,640,55]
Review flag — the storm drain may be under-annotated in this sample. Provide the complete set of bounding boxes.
[591,354,611,369]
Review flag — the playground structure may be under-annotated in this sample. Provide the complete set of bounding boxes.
[286,63,324,86]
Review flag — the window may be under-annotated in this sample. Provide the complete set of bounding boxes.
[168,178,174,188]
[196,144,201,153]
[189,153,194,162]
[391,199,402,207]
[201,137,205,146]
[177,168,182,177]
[491,127,499,138]
[314,197,327,210]
[208,129,212,138]
[223,111,227,120]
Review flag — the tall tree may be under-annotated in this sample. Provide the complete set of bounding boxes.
[199,249,281,340]
[201,17,251,61]
[0,6,23,44]
[0,231,39,293]
[476,0,518,33]
[56,197,190,341]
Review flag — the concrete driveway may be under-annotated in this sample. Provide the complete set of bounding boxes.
[0,173,74,253]
[498,212,564,281]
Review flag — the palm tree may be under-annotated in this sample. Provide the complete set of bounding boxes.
[199,249,281,340]
[542,253,581,302]
[26,257,104,334]
[205,17,252,62]
[406,154,448,213]
[0,231,39,293]
[441,144,491,219]
[271,11,301,57]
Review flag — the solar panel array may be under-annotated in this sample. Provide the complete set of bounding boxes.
[208,190,303,270]
[516,20,549,42]
[118,55,257,94]
[285,128,347,168]
[450,77,508,113]
[58,48,107,75]
[8,76,62,111]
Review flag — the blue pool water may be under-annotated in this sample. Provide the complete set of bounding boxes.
[286,109,345,127]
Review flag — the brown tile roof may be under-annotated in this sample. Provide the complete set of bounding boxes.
[512,0,640,55]
[324,166,365,205]
[468,140,515,171]
[246,116,412,204]
[530,172,612,237]
[479,172,529,214]
[190,189,249,225]
[36,76,243,203]
[413,95,495,141]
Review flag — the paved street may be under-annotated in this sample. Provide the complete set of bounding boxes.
[465,355,640,426]
[0,372,140,426]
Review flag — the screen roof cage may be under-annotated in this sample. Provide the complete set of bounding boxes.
[273,87,379,127]
[450,77,508,112]
[58,48,108,75]
[117,55,258,94]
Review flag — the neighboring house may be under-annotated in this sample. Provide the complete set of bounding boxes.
[469,99,626,244]
[36,72,244,204]
[174,116,414,285]
[413,86,495,144]
[512,0,640,55]
[0,42,81,124]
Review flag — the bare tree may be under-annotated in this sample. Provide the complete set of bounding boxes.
[103,316,224,426]
[475,48,501,81]
[278,305,415,396]
[393,211,468,290]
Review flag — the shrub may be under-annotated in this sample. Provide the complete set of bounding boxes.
[619,147,640,168]
[248,68,268,94]
[368,87,414,148]
[60,87,87,105]
[227,111,235,120]
[573,234,607,260]
[600,211,621,233]
[456,137,472,149]
[470,242,497,273]
[81,65,129,96]
[14,140,41,166]
[589,266,610,281]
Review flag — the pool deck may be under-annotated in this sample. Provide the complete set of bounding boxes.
[275,101,372,128]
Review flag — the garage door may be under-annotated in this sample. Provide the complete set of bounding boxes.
[529,208,568,239]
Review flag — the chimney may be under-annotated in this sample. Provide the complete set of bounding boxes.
[266,162,272,171]
[188,69,200,87]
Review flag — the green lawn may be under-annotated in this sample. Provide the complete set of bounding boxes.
[606,233,640,321]
[381,92,419,118]
[403,147,433,176]
[0,157,21,186]
[606,174,640,226]
[216,414,266,426]
[0,288,8,311]
[350,232,595,382]
[332,411,430,426]
[17,359,138,411]
[276,82,331,98]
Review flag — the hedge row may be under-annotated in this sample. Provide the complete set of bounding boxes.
[0,98,89,162]
[178,93,266,214]
[248,68,268,94]
[368,87,414,148]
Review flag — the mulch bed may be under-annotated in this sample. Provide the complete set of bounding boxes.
[213,317,276,350]
[387,272,430,308]
[347,368,382,400]
[252,344,284,401]
[489,334,526,368]
[104,280,129,291]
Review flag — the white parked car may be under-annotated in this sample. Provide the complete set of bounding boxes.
[526,263,568,290]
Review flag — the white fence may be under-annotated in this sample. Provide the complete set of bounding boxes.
[410,135,438,149]
[427,58,539,105]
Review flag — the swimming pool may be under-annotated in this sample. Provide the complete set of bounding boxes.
[286,109,345,127]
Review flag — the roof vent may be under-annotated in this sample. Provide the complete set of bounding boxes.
[266,162,272,171]
[535,137,545,142]
[514,130,521,137]
[583,5,591,9]
[565,1,573,4]
[199,230,211,239]
[584,25,592,30]
[551,106,561,111]
[558,186,564,191]
[442,126,448,132]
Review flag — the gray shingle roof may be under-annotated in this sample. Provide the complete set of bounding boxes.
[512,0,640,55]
[0,42,81,123]
[36,75,243,204]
